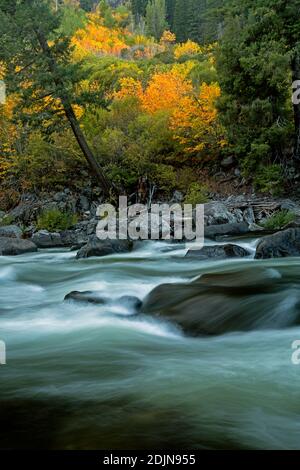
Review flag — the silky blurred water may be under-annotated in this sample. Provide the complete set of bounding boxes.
[1,240,300,449]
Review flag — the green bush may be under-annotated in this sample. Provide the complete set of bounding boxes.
[37,209,77,232]
[253,164,284,196]
[184,183,210,205]
[262,210,295,230]
[0,214,13,227]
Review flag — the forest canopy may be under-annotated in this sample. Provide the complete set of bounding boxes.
[0,0,299,209]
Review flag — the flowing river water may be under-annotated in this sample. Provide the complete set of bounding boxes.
[1,238,300,449]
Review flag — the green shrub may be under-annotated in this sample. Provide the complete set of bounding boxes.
[184,183,210,205]
[262,210,295,230]
[253,164,284,195]
[37,209,77,232]
[0,214,13,227]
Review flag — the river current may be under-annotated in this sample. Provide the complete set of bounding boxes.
[1,239,300,449]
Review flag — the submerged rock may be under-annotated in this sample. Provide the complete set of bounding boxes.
[64,291,107,304]
[186,244,250,260]
[64,291,142,311]
[76,236,132,259]
[0,237,37,256]
[142,267,297,336]
[255,228,300,259]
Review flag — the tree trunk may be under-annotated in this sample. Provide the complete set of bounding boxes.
[292,51,300,162]
[35,30,111,198]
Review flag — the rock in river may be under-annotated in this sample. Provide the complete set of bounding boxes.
[0,237,37,256]
[142,267,299,336]
[204,222,249,240]
[32,230,63,248]
[255,228,300,259]
[65,291,142,311]
[186,244,250,260]
[76,236,132,259]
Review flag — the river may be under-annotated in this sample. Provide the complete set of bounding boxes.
[1,239,300,449]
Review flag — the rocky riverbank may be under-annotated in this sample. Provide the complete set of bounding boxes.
[1,189,300,259]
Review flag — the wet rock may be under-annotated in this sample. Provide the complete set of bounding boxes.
[142,268,297,336]
[64,291,142,311]
[0,237,37,256]
[0,225,22,239]
[76,236,133,259]
[64,291,107,304]
[117,295,143,311]
[186,244,250,260]
[255,228,300,259]
[205,222,249,240]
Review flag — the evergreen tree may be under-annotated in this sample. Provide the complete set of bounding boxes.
[0,0,111,195]
[80,0,98,11]
[145,0,168,40]
[217,0,296,172]
[173,0,188,42]
[165,0,176,30]
[131,0,148,17]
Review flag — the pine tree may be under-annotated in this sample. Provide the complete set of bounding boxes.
[217,0,297,170]
[145,0,168,40]
[131,0,148,18]
[173,0,188,42]
[165,0,176,30]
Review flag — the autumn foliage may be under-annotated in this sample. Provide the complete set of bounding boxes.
[114,67,222,156]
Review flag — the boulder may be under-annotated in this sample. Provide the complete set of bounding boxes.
[0,225,22,239]
[205,222,249,240]
[8,194,39,225]
[255,228,300,259]
[186,244,250,260]
[142,267,298,336]
[204,202,237,226]
[0,237,37,256]
[76,236,133,259]
[32,230,63,248]
[60,230,87,247]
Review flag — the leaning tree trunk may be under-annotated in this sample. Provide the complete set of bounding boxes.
[292,51,300,162]
[35,30,111,198]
